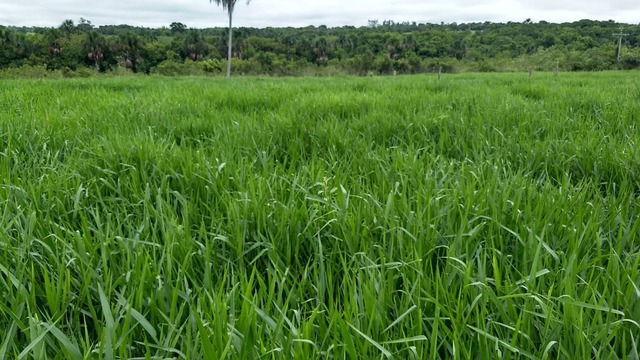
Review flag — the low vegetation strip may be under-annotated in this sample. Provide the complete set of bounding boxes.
[0,72,639,358]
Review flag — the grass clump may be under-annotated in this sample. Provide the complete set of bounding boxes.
[1,72,639,359]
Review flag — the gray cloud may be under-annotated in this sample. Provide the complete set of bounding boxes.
[0,0,638,29]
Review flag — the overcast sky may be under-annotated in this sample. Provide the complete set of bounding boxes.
[1,0,639,29]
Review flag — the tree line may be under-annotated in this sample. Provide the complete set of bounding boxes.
[1,18,639,77]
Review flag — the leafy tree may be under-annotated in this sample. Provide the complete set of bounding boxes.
[0,19,639,75]
[374,54,393,74]
[346,52,374,76]
[59,19,75,37]
[77,18,93,33]
[254,51,276,71]
[170,22,187,35]
[337,34,356,58]
[621,47,640,69]
[243,36,284,59]
[449,36,467,60]
[141,41,172,73]
[0,27,19,66]
[209,0,252,78]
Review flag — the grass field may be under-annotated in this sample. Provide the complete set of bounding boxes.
[1,72,639,359]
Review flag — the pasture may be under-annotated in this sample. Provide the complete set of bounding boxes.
[1,72,639,359]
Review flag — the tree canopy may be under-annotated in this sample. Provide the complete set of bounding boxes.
[0,19,638,77]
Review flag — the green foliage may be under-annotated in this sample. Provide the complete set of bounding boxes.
[1,73,640,359]
[0,64,93,78]
[202,58,224,73]
[84,31,107,71]
[116,32,143,72]
[346,53,375,75]
[152,60,206,76]
[183,29,208,61]
[373,54,393,74]
[170,22,187,35]
[620,47,640,69]
[1,20,639,77]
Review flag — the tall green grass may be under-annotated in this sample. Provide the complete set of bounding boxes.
[1,72,639,359]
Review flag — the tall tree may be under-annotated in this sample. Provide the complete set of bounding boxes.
[117,32,142,71]
[45,29,63,56]
[59,19,76,37]
[209,0,251,78]
[0,27,18,66]
[184,29,207,61]
[170,22,187,35]
[312,36,332,65]
[85,31,106,71]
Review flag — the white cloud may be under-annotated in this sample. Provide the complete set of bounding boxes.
[0,0,638,28]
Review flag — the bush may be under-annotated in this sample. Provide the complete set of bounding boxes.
[62,67,93,78]
[0,65,95,79]
[345,54,375,76]
[373,55,393,75]
[232,58,262,75]
[152,60,207,76]
[202,59,224,74]
[423,58,457,73]
[0,65,51,78]
[620,48,640,70]
[404,53,423,74]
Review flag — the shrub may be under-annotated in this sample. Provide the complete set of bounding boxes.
[202,59,224,74]
[152,60,206,76]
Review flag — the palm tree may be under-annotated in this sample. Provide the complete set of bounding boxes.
[85,31,106,71]
[385,34,403,60]
[58,19,75,38]
[45,29,63,56]
[117,32,142,71]
[184,29,206,61]
[209,0,251,78]
[312,37,332,66]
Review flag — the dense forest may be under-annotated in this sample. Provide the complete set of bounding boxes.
[1,18,639,77]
